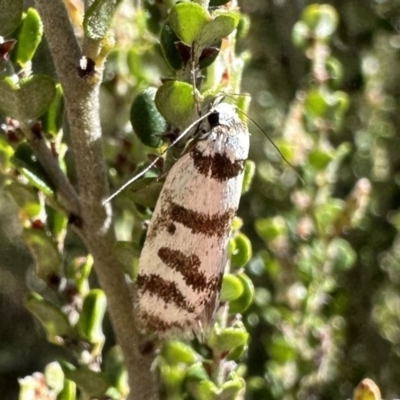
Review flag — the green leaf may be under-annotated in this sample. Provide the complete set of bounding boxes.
[41,84,64,136]
[83,0,121,40]
[292,21,310,49]
[207,325,249,354]
[57,379,77,400]
[0,0,23,36]
[114,241,139,277]
[60,362,111,398]
[227,344,246,361]
[314,198,345,234]
[231,233,252,268]
[185,363,209,383]
[199,10,240,47]
[4,182,41,219]
[161,340,198,365]
[328,238,356,271]
[0,75,56,121]
[326,56,343,87]
[169,3,239,49]
[255,216,287,243]
[232,217,243,231]
[130,87,168,148]
[104,346,129,395]
[241,160,255,194]
[188,380,219,400]
[331,90,350,119]
[25,292,72,342]
[160,365,186,397]
[228,273,254,314]
[160,21,184,71]
[220,274,243,302]
[301,4,338,40]
[304,88,329,117]
[269,336,297,363]
[16,8,43,67]
[236,14,251,41]
[308,148,334,170]
[169,3,209,46]
[219,378,245,400]
[11,143,55,194]
[76,289,107,344]
[46,207,68,241]
[155,81,197,129]
[22,228,61,282]
[127,177,164,208]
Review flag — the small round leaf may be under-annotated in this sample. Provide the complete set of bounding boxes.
[160,21,183,71]
[83,0,121,40]
[231,233,252,268]
[130,87,168,148]
[199,10,240,47]
[161,341,198,365]
[169,3,209,45]
[220,274,244,302]
[228,273,254,314]
[207,325,249,354]
[155,81,196,129]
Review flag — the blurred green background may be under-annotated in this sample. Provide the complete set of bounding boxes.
[2,0,400,399]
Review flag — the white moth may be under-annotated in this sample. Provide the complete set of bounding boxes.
[136,103,250,337]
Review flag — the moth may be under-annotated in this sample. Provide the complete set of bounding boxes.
[136,103,250,337]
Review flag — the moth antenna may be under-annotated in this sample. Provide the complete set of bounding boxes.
[191,42,201,117]
[236,109,305,185]
[103,109,215,205]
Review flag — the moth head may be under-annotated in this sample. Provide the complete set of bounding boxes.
[209,103,240,129]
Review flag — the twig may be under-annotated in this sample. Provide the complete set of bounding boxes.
[33,1,158,398]
[22,124,81,216]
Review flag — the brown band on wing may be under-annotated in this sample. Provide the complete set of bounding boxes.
[158,247,211,293]
[137,273,195,313]
[191,149,245,181]
[139,310,185,332]
[169,202,235,238]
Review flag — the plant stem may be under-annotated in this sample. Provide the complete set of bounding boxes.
[33,1,158,398]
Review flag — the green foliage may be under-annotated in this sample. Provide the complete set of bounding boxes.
[83,0,123,40]
[0,75,56,121]
[11,143,55,193]
[15,8,43,67]
[1,0,400,399]
[76,289,107,346]
[0,0,23,36]
[169,3,239,48]
[41,84,64,136]
[24,293,73,343]
[155,81,197,129]
[130,87,168,148]
[61,362,111,398]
